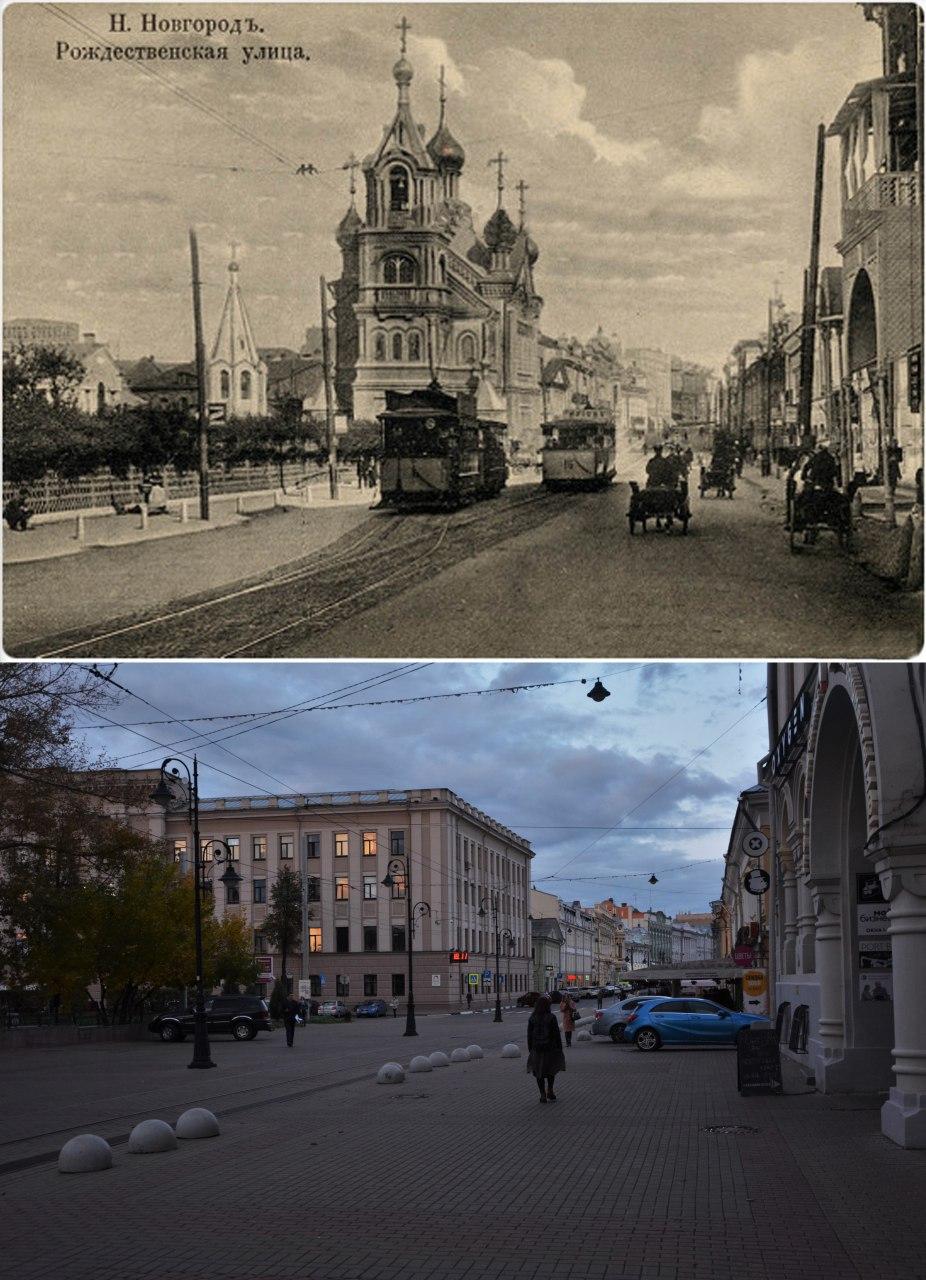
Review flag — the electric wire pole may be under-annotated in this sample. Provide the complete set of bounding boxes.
[189,229,210,522]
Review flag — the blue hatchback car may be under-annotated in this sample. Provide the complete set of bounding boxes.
[623,997,763,1051]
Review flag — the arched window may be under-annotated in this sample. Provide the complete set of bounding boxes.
[389,166,409,211]
[374,332,387,362]
[96,381,106,414]
[459,333,477,366]
[383,254,416,285]
[220,370,230,398]
[439,256,446,284]
[408,331,422,362]
[240,370,251,399]
[392,332,404,361]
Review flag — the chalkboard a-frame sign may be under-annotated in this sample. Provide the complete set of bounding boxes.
[736,1027,783,1095]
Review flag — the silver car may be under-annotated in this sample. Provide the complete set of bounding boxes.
[590,996,654,1042]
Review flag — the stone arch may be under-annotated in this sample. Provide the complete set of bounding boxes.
[846,269,877,374]
[805,667,879,846]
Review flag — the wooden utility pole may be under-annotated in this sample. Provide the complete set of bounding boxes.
[319,275,339,501]
[797,124,826,443]
[765,297,774,455]
[189,229,210,522]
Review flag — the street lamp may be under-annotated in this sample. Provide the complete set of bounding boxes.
[150,756,218,1071]
[478,893,504,1023]
[501,930,514,1006]
[382,856,430,1037]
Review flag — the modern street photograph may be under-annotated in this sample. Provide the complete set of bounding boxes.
[1,659,926,1280]
[2,3,923,658]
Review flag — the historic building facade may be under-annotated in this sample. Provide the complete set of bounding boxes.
[333,30,544,455]
[208,249,268,418]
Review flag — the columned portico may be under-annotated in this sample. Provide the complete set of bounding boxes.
[808,879,846,1083]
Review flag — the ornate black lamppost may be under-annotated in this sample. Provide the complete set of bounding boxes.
[478,893,504,1023]
[501,929,514,1007]
[150,757,240,1070]
[382,855,430,1037]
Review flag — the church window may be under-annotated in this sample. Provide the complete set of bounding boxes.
[439,256,446,284]
[96,382,106,414]
[389,166,410,211]
[220,370,230,398]
[383,254,416,285]
[374,332,387,362]
[459,333,477,366]
[392,332,404,361]
[240,370,251,399]
[408,331,422,362]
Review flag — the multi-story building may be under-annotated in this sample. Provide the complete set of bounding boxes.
[529,914,564,993]
[646,909,673,966]
[333,26,544,455]
[670,919,713,963]
[136,780,533,1011]
[3,318,80,351]
[591,905,624,983]
[626,347,672,432]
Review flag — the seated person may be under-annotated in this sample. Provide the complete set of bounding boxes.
[146,480,168,514]
[3,493,33,531]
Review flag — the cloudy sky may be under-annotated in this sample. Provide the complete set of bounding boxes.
[73,660,769,915]
[4,3,879,369]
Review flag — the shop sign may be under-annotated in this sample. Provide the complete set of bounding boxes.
[736,1027,782,1096]
[256,956,273,981]
[449,949,469,962]
[431,974,441,987]
[743,867,770,896]
[859,974,892,1002]
[741,831,769,859]
[732,944,755,967]
[909,346,921,414]
[771,681,814,776]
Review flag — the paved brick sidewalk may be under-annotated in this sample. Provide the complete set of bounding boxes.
[1,1026,924,1280]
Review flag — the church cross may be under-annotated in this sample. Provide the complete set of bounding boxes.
[488,150,508,207]
[396,16,410,54]
[343,153,360,201]
[516,179,529,226]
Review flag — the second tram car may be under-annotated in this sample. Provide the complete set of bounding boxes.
[541,408,616,489]
[378,385,507,510]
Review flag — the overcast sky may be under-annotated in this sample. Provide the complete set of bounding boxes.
[74,660,769,915]
[4,3,880,369]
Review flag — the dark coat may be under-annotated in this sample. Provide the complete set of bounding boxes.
[282,997,300,1025]
[526,1009,566,1079]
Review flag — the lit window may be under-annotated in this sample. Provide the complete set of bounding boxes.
[201,841,214,863]
[363,831,378,856]
[173,839,187,864]
[336,876,349,901]
[309,927,322,952]
[391,873,407,900]
[335,833,349,858]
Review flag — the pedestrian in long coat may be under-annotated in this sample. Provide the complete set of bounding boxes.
[282,995,300,1047]
[526,994,566,1103]
[560,992,578,1047]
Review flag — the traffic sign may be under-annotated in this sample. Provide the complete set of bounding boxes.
[207,402,227,423]
[482,970,492,981]
[743,867,770,896]
[741,831,769,858]
[467,973,479,986]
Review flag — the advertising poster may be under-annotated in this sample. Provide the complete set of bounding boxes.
[859,975,893,1003]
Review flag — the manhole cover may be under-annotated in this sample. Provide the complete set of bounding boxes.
[703,1124,760,1135]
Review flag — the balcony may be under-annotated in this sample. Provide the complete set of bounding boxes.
[369,284,447,314]
[842,170,921,241]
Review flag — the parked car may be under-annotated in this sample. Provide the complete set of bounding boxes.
[591,996,654,1042]
[623,997,764,1051]
[353,999,389,1018]
[517,991,541,1008]
[316,1000,351,1019]
[148,995,271,1043]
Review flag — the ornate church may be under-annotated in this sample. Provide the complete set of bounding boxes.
[333,21,544,456]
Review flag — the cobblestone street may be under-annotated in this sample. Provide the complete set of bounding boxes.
[2,1014,925,1279]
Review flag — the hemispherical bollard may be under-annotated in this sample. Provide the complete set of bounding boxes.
[377,1061,405,1084]
[58,1134,113,1174]
[576,1029,592,1042]
[465,1045,484,1059]
[428,1051,450,1068]
[408,1055,433,1073]
[175,1107,220,1140]
[501,1043,521,1058]
[128,1119,178,1154]
[450,1047,471,1063]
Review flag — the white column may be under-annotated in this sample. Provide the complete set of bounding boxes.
[809,881,845,1085]
[878,850,926,1148]
[797,876,816,974]
[782,868,799,975]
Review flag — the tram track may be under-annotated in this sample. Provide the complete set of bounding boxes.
[24,487,571,658]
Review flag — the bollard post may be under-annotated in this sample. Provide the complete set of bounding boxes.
[140,505,149,531]
[75,514,85,543]
[236,495,245,515]
[180,500,190,524]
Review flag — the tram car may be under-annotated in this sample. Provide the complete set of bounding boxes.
[378,385,507,510]
[541,408,616,490]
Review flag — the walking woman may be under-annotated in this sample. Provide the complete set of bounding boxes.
[526,994,566,1103]
[560,992,578,1047]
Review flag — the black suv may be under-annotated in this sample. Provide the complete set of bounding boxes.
[149,995,272,1043]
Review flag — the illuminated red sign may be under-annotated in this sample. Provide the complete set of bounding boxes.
[450,949,469,962]
[566,974,577,982]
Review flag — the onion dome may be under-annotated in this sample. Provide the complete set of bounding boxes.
[336,204,362,248]
[427,122,465,174]
[483,207,518,254]
[393,56,413,88]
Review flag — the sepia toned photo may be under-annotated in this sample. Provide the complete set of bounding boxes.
[2,2,923,657]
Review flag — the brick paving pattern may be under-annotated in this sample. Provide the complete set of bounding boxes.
[1,1014,925,1278]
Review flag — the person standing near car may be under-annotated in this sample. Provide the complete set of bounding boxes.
[560,991,578,1047]
[282,994,300,1047]
[389,997,398,1018]
[526,994,566,1103]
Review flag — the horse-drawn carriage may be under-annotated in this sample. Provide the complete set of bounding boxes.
[787,482,852,553]
[698,462,736,499]
[628,479,691,535]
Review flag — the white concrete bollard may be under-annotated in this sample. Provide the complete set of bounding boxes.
[450,1047,471,1063]
[127,1119,178,1154]
[58,1134,113,1174]
[501,1044,521,1058]
[465,1045,484,1059]
[377,1062,405,1084]
[175,1107,220,1139]
[408,1055,433,1073]
[74,515,85,543]
[428,1051,450,1068]
[139,505,149,531]
[576,1029,592,1042]
[180,500,190,524]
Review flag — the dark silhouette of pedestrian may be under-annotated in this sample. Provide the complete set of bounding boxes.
[560,992,578,1047]
[283,994,300,1047]
[389,998,398,1018]
[527,994,566,1103]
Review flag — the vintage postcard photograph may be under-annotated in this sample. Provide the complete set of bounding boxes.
[2,3,923,657]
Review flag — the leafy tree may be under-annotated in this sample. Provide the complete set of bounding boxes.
[222,406,325,486]
[268,978,286,1020]
[3,343,85,410]
[337,418,381,462]
[261,866,302,996]
[205,913,260,993]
